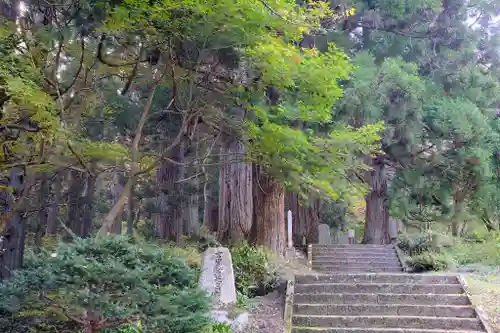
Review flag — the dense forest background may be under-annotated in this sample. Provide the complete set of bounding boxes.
[0,0,500,331]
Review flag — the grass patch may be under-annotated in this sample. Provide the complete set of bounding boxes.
[447,234,500,267]
[465,273,500,333]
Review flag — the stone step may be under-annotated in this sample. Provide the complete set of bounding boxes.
[292,315,483,331]
[312,254,400,260]
[292,328,485,333]
[312,251,398,257]
[295,274,460,285]
[295,283,463,295]
[312,259,401,265]
[313,269,404,274]
[293,293,471,306]
[312,260,401,265]
[293,304,476,317]
[311,244,394,249]
[312,265,403,272]
[312,247,397,253]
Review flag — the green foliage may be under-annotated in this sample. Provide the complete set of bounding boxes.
[230,242,277,297]
[0,236,210,333]
[98,0,381,203]
[397,232,434,256]
[103,321,144,333]
[407,251,454,272]
[208,322,232,333]
[329,0,500,229]
[235,291,250,310]
[447,234,500,266]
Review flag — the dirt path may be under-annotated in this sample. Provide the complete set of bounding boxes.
[246,291,284,333]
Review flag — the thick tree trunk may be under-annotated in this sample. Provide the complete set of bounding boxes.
[67,170,85,237]
[35,175,49,250]
[46,174,61,235]
[363,159,391,244]
[285,193,319,245]
[172,141,186,244]
[451,193,465,237]
[156,141,186,243]
[110,173,126,234]
[66,170,95,238]
[126,183,136,236]
[203,163,219,232]
[81,175,96,237]
[218,140,253,244]
[0,168,26,280]
[203,184,219,232]
[155,157,176,240]
[251,165,285,254]
[184,176,200,237]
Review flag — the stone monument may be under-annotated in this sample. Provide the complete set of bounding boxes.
[200,247,248,331]
[389,218,399,241]
[200,247,237,307]
[318,224,332,245]
[347,229,355,244]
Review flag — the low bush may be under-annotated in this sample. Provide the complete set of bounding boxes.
[230,242,278,297]
[397,231,433,256]
[208,322,232,333]
[463,230,487,243]
[103,322,144,333]
[406,251,454,272]
[0,236,211,333]
[163,242,203,269]
[447,234,500,266]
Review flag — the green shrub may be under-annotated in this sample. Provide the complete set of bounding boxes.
[230,242,278,297]
[209,322,232,333]
[163,242,203,269]
[397,232,433,256]
[448,236,500,266]
[0,236,210,333]
[103,322,144,333]
[463,230,487,243]
[406,251,454,272]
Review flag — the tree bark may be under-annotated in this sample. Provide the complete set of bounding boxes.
[67,170,84,237]
[156,141,186,243]
[172,140,186,244]
[0,167,27,280]
[451,190,465,237]
[251,165,285,254]
[184,176,200,237]
[81,174,96,237]
[203,182,219,232]
[218,140,253,244]
[203,158,219,233]
[126,182,136,236]
[35,174,49,250]
[110,173,126,234]
[363,158,391,244]
[46,173,62,235]
[285,193,319,245]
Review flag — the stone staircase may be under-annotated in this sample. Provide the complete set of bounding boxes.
[288,245,489,333]
[310,244,403,273]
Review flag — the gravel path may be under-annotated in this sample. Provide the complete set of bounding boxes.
[245,291,284,333]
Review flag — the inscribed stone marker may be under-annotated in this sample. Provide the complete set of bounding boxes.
[389,218,398,240]
[318,224,332,245]
[199,247,236,308]
[347,229,355,244]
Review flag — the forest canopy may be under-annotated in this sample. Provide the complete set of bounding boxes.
[0,0,499,286]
